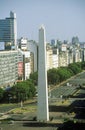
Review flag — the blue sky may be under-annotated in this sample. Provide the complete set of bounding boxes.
[0,0,85,42]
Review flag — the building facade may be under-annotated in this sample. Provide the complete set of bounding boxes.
[17,50,31,80]
[0,49,32,87]
[18,37,28,51]
[0,11,17,50]
[28,40,38,72]
[0,50,19,88]
[52,48,59,68]
[58,51,69,67]
[23,51,31,80]
[46,45,53,70]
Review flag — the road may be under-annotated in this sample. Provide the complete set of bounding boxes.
[50,71,85,99]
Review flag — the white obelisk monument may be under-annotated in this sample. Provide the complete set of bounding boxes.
[37,25,49,121]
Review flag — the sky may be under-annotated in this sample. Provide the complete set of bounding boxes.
[0,0,85,42]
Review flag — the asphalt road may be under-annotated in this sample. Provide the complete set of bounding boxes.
[50,71,85,98]
[0,121,58,130]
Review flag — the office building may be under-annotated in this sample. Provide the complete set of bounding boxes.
[0,11,17,50]
[51,39,57,46]
[0,50,19,88]
[0,49,32,87]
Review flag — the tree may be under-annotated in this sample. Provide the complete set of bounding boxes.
[57,68,64,82]
[68,63,82,75]
[13,80,35,102]
[0,88,4,101]
[29,72,38,85]
[27,79,36,98]
[47,68,60,85]
[3,80,36,103]
[57,67,71,82]
[81,61,85,70]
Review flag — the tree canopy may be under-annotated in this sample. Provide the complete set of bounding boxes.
[47,68,60,85]
[68,63,82,74]
[29,72,38,85]
[29,62,84,86]
[3,80,36,103]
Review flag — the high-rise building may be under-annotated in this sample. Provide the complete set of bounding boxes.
[0,50,20,88]
[0,11,17,50]
[51,39,57,46]
[72,36,79,45]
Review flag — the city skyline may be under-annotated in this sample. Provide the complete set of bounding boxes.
[0,0,85,42]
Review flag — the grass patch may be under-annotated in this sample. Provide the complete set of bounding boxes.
[9,105,37,114]
[0,103,14,107]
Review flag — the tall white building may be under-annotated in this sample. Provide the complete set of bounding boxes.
[68,50,74,64]
[73,49,82,62]
[37,25,49,121]
[52,48,59,68]
[46,45,53,70]
[59,51,69,67]
[23,51,31,80]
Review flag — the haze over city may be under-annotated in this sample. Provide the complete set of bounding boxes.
[0,0,85,42]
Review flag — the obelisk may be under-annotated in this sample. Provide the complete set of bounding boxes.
[37,25,49,121]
